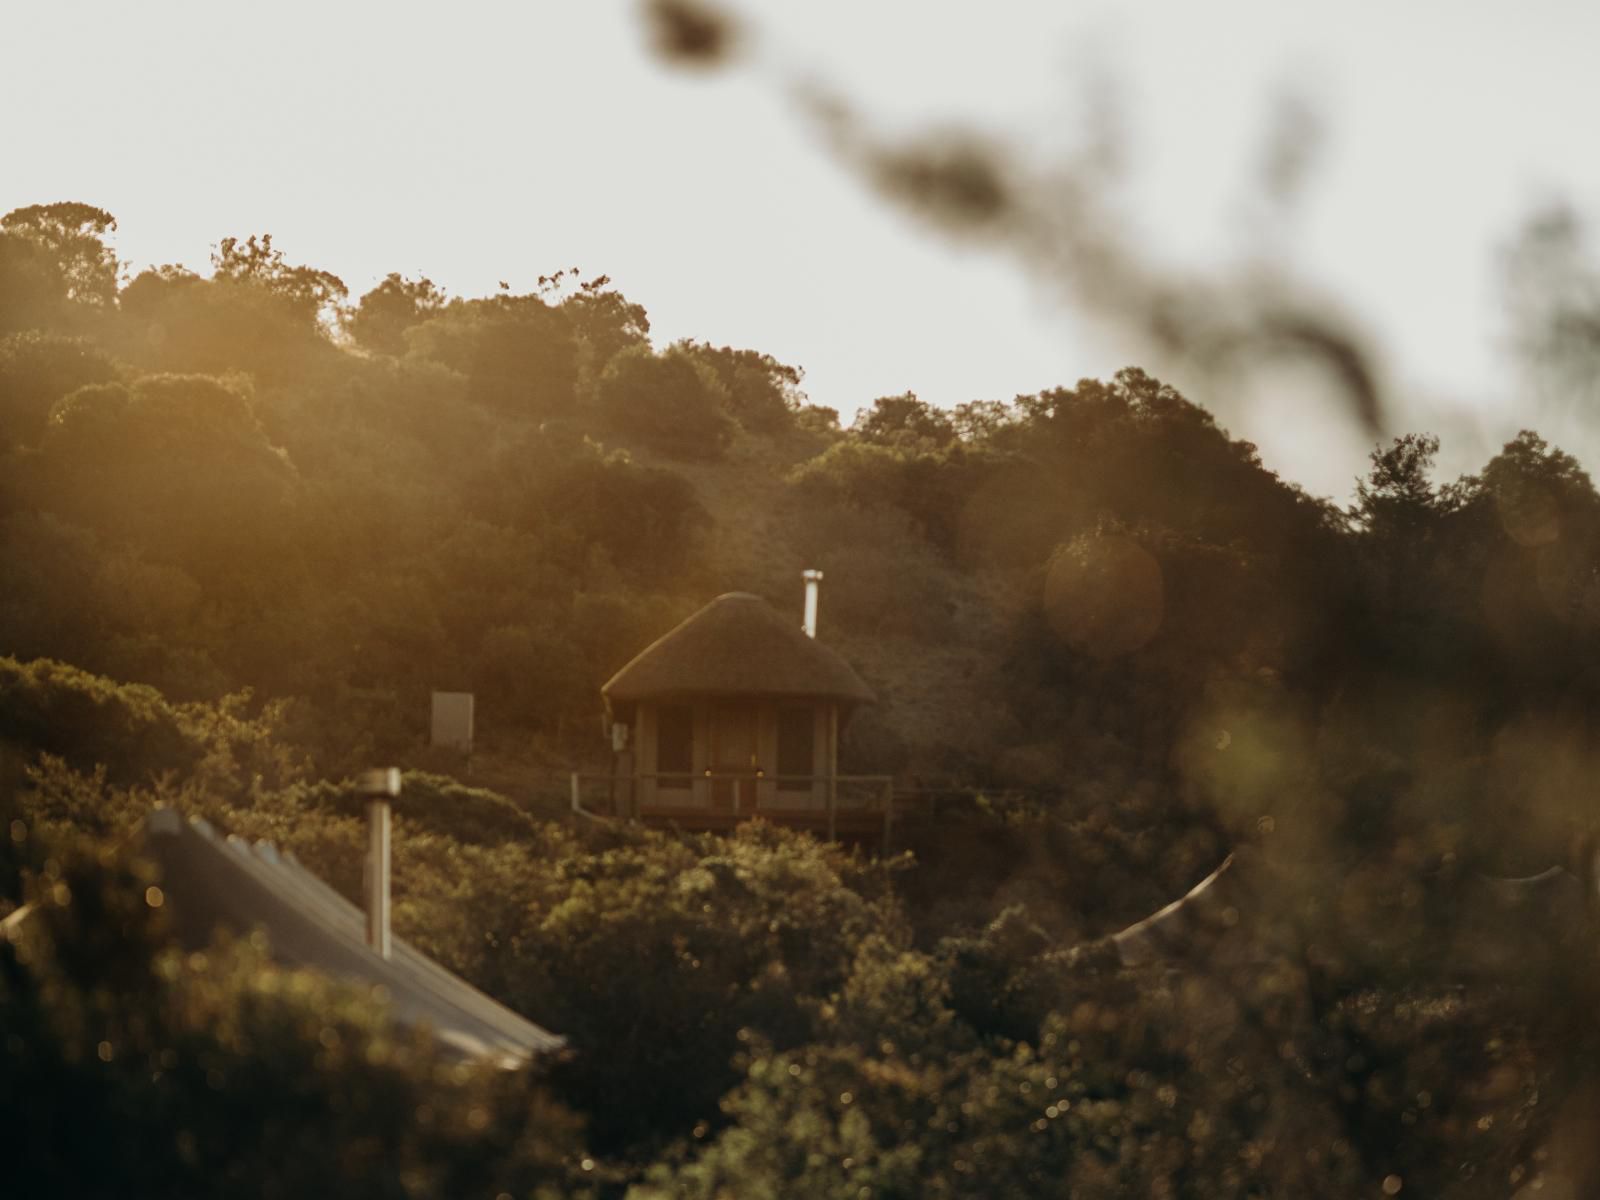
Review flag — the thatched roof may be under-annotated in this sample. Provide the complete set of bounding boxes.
[604,592,875,707]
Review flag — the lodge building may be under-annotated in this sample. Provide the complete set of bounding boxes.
[595,586,893,841]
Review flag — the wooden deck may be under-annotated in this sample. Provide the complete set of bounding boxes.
[567,773,899,849]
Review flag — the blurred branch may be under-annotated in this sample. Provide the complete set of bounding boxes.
[803,82,1386,436]
[642,5,1387,436]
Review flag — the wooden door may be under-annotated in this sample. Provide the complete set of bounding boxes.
[652,702,696,808]
[711,703,759,811]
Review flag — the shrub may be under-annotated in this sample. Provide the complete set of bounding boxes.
[0,657,301,791]
[501,823,906,1155]
[299,769,541,847]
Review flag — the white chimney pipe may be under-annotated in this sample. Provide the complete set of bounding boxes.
[358,767,401,958]
[802,569,823,638]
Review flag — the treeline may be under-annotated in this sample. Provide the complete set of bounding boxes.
[7,201,1600,1193]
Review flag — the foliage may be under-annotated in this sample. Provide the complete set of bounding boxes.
[470,425,709,586]
[0,226,63,334]
[3,201,1600,1192]
[0,832,585,1199]
[346,272,447,355]
[28,373,301,598]
[676,340,803,434]
[0,330,118,450]
[210,233,349,326]
[117,265,335,382]
[302,769,542,846]
[787,437,1002,553]
[853,390,957,448]
[0,656,301,794]
[501,823,906,1155]
[594,343,735,460]
[0,202,120,311]
[560,275,652,372]
[408,294,583,420]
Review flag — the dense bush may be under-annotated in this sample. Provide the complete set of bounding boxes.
[0,656,300,792]
[302,769,542,846]
[499,823,907,1155]
[0,833,585,1199]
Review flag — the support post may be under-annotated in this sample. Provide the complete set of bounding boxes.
[358,767,400,960]
[570,771,581,815]
[826,702,839,842]
[881,779,895,854]
[367,800,391,957]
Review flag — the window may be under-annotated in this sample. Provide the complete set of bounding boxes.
[657,705,694,780]
[776,706,815,792]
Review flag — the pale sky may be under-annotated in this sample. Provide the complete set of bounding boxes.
[6,1,1600,498]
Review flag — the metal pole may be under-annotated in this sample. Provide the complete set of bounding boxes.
[802,569,823,638]
[367,800,391,957]
[570,771,581,814]
[357,768,400,959]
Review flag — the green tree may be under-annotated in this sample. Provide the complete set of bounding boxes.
[116,260,333,382]
[950,398,1018,443]
[0,203,120,311]
[853,390,957,448]
[116,263,203,319]
[408,295,583,419]
[210,233,348,326]
[346,271,446,355]
[593,343,734,459]
[30,374,300,592]
[470,426,709,583]
[1354,432,1447,538]
[561,275,652,370]
[675,340,803,433]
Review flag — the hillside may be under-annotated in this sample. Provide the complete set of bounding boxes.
[8,203,1600,1195]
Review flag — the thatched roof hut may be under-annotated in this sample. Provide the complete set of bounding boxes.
[599,591,877,822]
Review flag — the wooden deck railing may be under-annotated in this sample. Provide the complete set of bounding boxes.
[568,772,897,845]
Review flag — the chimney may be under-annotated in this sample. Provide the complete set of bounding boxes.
[358,767,401,958]
[802,569,823,638]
